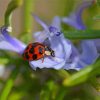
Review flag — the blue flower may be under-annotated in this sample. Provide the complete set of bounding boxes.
[0,16,77,70]
[0,10,99,71]
[61,0,99,69]
[31,14,98,70]
[30,15,73,70]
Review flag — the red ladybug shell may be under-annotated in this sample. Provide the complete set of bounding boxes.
[22,42,45,61]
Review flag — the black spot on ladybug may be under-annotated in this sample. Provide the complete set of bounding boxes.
[29,47,34,54]
[25,52,29,59]
[39,47,43,54]
[32,54,37,60]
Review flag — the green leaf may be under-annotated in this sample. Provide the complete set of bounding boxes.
[63,30,100,39]
[63,59,100,87]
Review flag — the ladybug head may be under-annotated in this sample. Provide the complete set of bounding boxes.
[45,46,55,57]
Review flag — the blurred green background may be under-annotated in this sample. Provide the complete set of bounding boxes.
[0,0,100,100]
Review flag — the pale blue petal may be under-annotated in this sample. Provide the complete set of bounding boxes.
[75,40,99,70]
[33,31,48,42]
[63,57,80,71]
[62,38,72,60]
[75,0,93,29]
[31,13,49,31]
[80,40,99,64]
[51,16,61,30]
[62,44,80,70]
[0,27,26,54]
[49,33,72,59]
[62,40,99,70]
[0,37,20,52]
[62,16,86,30]
[0,36,26,54]
[29,57,65,70]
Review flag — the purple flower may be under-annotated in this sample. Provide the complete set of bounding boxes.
[2,14,91,70]
[0,16,76,70]
[31,14,99,70]
[61,0,99,69]
[30,15,73,70]
[0,11,99,71]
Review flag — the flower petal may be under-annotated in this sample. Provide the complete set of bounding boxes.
[33,31,48,42]
[49,32,72,59]
[74,40,99,70]
[29,57,65,70]
[62,0,93,30]
[31,13,49,32]
[0,27,26,54]
[80,40,99,64]
[63,57,80,71]
[62,40,99,71]
[62,16,86,30]
[62,44,80,70]
[51,16,61,30]
[0,36,20,52]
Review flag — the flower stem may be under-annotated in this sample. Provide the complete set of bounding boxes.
[0,67,19,100]
[63,59,100,87]
[4,0,23,27]
[22,0,33,34]
[64,30,100,39]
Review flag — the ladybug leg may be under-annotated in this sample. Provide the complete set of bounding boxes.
[42,54,45,63]
[42,57,44,63]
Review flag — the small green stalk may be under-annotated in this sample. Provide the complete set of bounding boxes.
[23,0,33,34]
[4,0,23,27]
[0,67,19,100]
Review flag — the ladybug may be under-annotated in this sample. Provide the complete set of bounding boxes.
[22,38,55,62]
